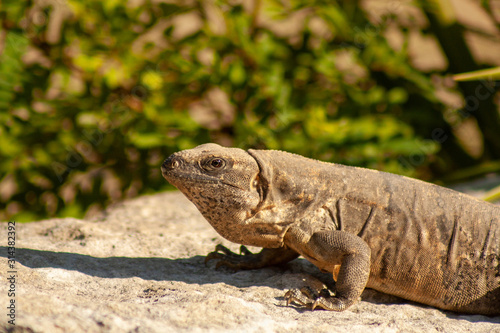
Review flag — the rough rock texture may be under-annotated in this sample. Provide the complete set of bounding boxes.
[1,191,500,332]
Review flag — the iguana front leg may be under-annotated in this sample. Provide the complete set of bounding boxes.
[205,245,300,270]
[284,230,371,311]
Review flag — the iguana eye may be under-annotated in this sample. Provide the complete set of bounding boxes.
[203,157,226,171]
[210,158,224,168]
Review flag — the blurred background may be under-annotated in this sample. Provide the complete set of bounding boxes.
[1,0,499,222]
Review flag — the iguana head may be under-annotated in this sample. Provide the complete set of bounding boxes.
[161,143,328,247]
[161,143,264,244]
[161,143,260,196]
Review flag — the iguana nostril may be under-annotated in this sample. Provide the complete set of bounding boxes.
[161,155,181,173]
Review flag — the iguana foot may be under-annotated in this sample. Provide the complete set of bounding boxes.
[205,244,300,271]
[285,286,351,311]
[205,244,259,270]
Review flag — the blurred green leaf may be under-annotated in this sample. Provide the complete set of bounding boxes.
[129,132,165,149]
[453,67,500,81]
[482,184,500,203]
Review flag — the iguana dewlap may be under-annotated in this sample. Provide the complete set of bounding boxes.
[161,143,500,315]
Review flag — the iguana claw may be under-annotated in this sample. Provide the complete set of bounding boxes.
[204,244,300,271]
[204,244,256,270]
[285,287,339,311]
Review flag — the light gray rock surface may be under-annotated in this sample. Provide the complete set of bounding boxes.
[1,191,500,332]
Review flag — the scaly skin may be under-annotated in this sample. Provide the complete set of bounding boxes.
[161,143,500,315]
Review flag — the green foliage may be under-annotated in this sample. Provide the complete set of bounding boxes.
[454,67,500,81]
[0,0,495,221]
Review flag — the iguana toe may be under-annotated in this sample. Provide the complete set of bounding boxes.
[204,244,267,270]
[284,288,314,307]
[285,286,345,311]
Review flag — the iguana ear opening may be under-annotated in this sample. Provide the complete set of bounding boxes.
[247,150,271,201]
[250,173,266,203]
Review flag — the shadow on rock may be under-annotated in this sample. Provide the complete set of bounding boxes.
[1,247,214,282]
[0,247,312,287]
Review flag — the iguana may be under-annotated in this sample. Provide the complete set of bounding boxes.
[161,143,500,316]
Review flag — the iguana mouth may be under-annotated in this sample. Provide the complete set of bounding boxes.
[162,170,245,191]
[162,170,219,185]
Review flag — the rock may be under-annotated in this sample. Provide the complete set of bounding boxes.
[1,191,499,332]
